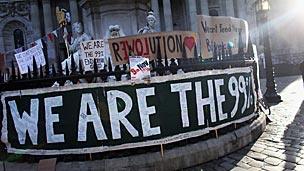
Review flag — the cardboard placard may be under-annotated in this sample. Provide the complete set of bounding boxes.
[197,15,248,59]
[108,31,198,65]
[14,45,45,74]
[38,158,57,171]
[80,39,105,71]
[129,56,151,82]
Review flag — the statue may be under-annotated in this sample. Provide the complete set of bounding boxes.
[138,11,157,34]
[62,22,92,74]
[56,7,68,27]
[106,25,125,38]
[69,22,92,54]
[104,25,126,70]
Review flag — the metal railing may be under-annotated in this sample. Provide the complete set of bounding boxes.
[0,35,260,162]
[0,35,255,92]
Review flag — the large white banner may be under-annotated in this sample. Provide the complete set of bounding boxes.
[1,67,257,155]
[197,15,248,59]
[80,39,105,71]
[14,45,45,74]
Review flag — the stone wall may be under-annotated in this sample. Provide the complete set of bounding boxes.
[0,0,303,68]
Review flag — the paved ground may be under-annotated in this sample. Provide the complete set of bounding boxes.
[186,75,304,171]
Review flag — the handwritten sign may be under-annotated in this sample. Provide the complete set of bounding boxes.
[108,31,198,65]
[80,39,105,71]
[197,15,248,59]
[14,45,45,74]
[130,56,151,82]
[1,67,256,155]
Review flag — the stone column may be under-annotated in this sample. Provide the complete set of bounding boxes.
[0,36,4,52]
[42,0,55,59]
[162,0,173,31]
[236,0,246,19]
[91,7,102,39]
[151,0,160,32]
[30,0,41,39]
[69,0,79,23]
[200,0,209,15]
[219,0,226,16]
[187,0,197,32]
[225,0,235,17]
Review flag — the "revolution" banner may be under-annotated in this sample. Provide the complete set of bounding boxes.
[108,31,198,65]
[1,67,257,155]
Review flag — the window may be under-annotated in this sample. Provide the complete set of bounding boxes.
[209,9,219,16]
[13,29,24,49]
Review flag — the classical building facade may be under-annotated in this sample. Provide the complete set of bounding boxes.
[0,0,302,68]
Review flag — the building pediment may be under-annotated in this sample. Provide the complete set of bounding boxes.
[0,0,29,19]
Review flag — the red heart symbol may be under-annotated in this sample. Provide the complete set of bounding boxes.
[184,36,195,51]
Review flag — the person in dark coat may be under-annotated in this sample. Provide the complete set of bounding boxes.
[300,60,304,83]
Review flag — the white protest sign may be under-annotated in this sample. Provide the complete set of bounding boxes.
[14,45,46,74]
[197,15,248,59]
[80,39,105,71]
[129,56,151,82]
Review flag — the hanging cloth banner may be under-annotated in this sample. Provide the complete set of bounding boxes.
[14,45,46,74]
[0,67,257,155]
[130,56,151,82]
[197,15,249,59]
[80,39,105,71]
[108,31,198,65]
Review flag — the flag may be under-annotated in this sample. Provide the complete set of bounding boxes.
[47,33,54,41]
[14,47,23,53]
[35,39,43,49]
[52,30,58,38]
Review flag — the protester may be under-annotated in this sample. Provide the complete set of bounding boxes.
[300,60,304,83]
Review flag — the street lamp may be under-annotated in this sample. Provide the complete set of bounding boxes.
[256,0,282,103]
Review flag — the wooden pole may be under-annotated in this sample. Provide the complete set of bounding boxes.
[160,144,164,157]
[63,27,70,57]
